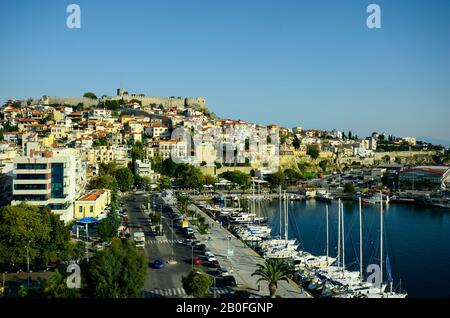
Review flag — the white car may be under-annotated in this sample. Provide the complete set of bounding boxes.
[206,256,218,262]
[204,251,215,258]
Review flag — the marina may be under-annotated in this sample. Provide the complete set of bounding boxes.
[197,193,450,298]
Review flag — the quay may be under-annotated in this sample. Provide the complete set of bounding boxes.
[187,202,311,298]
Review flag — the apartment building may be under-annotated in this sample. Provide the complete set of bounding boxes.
[11,144,77,223]
[134,159,160,181]
[74,189,111,219]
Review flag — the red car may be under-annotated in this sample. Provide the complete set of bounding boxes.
[193,257,203,265]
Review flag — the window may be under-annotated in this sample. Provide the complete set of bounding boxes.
[90,206,93,213]
[51,163,64,198]
[17,163,48,170]
[14,184,47,190]
[79,206,83,213]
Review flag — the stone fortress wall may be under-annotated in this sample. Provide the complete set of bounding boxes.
[27,88,207,110]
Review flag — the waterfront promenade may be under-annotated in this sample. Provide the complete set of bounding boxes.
[189,203,311,298]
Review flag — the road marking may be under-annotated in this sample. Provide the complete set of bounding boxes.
[143,287,191,298]
[147,239,181,245]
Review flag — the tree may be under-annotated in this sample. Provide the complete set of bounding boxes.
[82,239,147,298]
[41,268,81,298]
[203,175,217,186]
[343,182,356,194]
[98,212,121,242]
[83,92,98,99]
[131,141,145,161]
[251,259,292,298]
[161,158,178,177]
[318,160,328,171]
[129,99,142,106]
[159,176,172,190]
[0,204,51,266]
[93,137,107,147]
[266,170,285,189]
[306,145,320,159]
[284,169,302,180]
[177,165,205,189]
[98,162,118,177]
[219,171,252,190]
[88,175,117,190]
[114,167,134,191]
[292,134,301,150]
[0,204,73,268]
[348,131,353,140]
[182,268,213,298]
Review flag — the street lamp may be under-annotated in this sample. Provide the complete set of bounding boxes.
[191,245,194,270]
[26,243,30,288]
[207,273,221,298]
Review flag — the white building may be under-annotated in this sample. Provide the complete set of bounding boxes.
[145,124,170,139]
[134,159,160,181]
[11,143,78,223]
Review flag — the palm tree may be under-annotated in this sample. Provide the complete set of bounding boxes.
[176,194,194,217]
[251,259,292,298]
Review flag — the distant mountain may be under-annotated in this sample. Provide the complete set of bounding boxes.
[417,136,450,148]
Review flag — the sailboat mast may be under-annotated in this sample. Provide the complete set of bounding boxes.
[326,205,329,265]
[337,199,341,267]
[341,202,345,273]
[359,196,363,281]
[284,191,288,242]
[258,182,261,221]
[279,186,282,238]
[337,199,341,268]
[380,191,384,292]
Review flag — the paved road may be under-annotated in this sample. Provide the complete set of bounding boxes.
[191,204,312,298]
[123,193,223,298]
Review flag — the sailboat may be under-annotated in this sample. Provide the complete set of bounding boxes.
[363,192,407,298]
[294,205,336,271]
[264,191,298,259]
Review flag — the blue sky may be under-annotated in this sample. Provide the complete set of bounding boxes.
[1,0,449,144]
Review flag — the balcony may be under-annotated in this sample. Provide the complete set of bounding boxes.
[14,168,52,175]
[14,179,51,185]
[13,189,50,196]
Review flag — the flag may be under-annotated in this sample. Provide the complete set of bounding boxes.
[386,255,393,283]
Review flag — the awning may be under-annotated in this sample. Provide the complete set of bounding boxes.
[76,217,99,224]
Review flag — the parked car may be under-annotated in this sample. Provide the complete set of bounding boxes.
[153,259,164,269]
[193,257,203,265]
[221,275,237,287]
[206,256,218,263]
[196,244,206,251]
[217,267,232,277]
[209,260,220,268]
[204,251,215,258]
[179,239,194,246]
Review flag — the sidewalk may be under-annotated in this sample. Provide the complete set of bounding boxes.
[190,204,311,298]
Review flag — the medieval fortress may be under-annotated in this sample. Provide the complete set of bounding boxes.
[30,88,207,110]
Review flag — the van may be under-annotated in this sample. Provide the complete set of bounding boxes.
[185,228,194,235]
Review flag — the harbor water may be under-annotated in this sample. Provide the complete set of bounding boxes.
[256,199,450,298]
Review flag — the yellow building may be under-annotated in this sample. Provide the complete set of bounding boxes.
[40,134,55,148]
[74,189,111,219]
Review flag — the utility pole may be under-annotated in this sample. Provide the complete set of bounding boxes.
[26,243,30,288]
